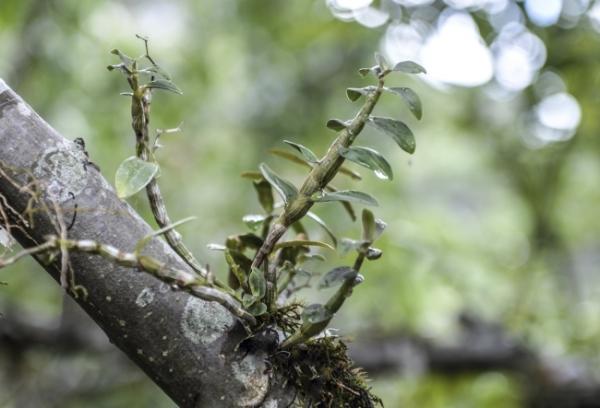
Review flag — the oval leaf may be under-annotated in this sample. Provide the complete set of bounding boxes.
[115,156,159,198]
[110,49,134,67]
[339,146,393,181]
[248,301,268,316]
[283,140,319,163]
[302,304,332,324]
[252,179,274,213]
[346,86,376,102]
[368,116,415,154]
[249,267,266,299]
[362,209,376,242]
[146,79,183,94]
[273,240,335,251]
[259,163,298,204]
[392,61,426,74]
[386,87,422,120]
[339,238,370,255]
[312,190,379,207]
[326,119,348,131]
[242,214,267,231]
[319,266,357,289]
[374,218,387,240]
[358,65,378,77]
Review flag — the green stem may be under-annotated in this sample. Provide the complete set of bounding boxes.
[280,251,366,349]
[130,86,233,295]
[251,79,384,274]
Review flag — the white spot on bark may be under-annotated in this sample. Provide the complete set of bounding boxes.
[118,319,126,327]
[32,146,88,202]
[16,103,31,117]
[262,399,279,408]
[232,353,270,407]
[0,227,15,250]
[105,296,112,302]
[180,297,234,345]
[136,287,155,307]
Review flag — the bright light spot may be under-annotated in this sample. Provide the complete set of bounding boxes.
[136,3,186,48]
[354,6,389,28]
[334,0,373,10]
[525,0,562,27]
[495,45,534,91]
[536,92,581,130]
[588,1,600,32]
[443,0,484,9]
[419,12,493,87]
[491,23,546,91]
[383,22,426,63]
[488,2,525,31]
[392,0,435,6]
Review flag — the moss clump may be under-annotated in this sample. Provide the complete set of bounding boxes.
[271,336,383,407]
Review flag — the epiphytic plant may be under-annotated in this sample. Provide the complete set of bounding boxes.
[0,35,425,407]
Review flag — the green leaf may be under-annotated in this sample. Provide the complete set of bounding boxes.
[269,148,311,168]
[242,293,257,308]
[259,163,298,204]
[312,190,378,207]
[252,179,274,213]
[306,212,337,247]
[110,49,134,67]
[386,87,422,120]
[368,116,415,154]
[339,146,393,181]
[248,302,268,316]
[273,240,335,251]
[242,214,267,231]
[358,65,378,77]
[225,249,248,289]
[325,185,356,221]
[366,247,383,260]
[346,86,376,102]
[249,267,266,299]
[237,233,263,249]
[339,238,370,255]
[140,64,171,80]
[283,140,319,163]
[362,209,376,242]
[241,171,263,180]
[392,61,426,74]
[115,156,159,198]
[326,119,348,131]
[319,266,358,289]
[302,304,332,324]
[374,218,387,240]
[146,79,183,94]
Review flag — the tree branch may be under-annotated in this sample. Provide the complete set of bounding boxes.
[0,79,291,407]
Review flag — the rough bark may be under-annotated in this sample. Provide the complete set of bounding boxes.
[0,79,291,407]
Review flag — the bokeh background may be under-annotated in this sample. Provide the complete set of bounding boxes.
[1,0,600,406]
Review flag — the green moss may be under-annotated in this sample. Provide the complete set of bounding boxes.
[271,336,382,407]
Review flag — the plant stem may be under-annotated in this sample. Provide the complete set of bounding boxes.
[252,79,384,289]
[130,84,233,294]
[281,251,367,348]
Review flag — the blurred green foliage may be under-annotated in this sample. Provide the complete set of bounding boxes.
[2,0,600,406]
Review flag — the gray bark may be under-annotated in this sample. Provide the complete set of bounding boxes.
[0,79,290,407]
